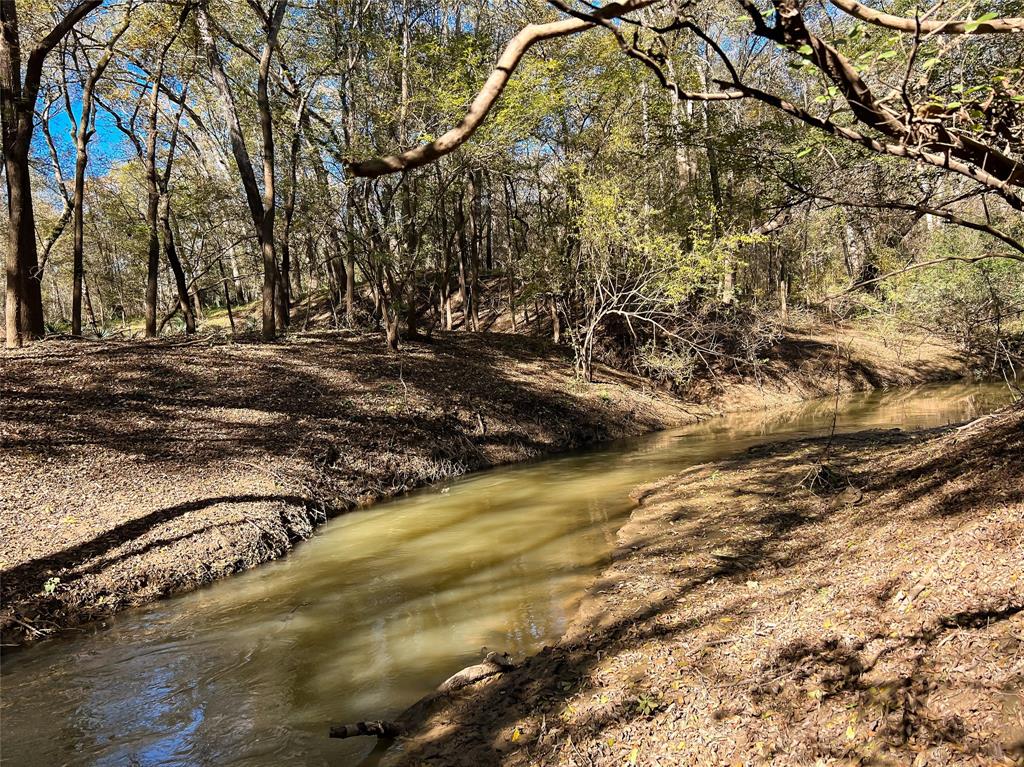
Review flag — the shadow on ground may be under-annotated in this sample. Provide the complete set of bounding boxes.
[0,331,681,641]
[385,406,1023,766]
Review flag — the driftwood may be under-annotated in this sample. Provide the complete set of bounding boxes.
[329,650,515,740]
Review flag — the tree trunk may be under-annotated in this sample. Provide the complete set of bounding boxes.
[145,191,160,337]
[69,16,129,336]
[455,192,470,330]
[508,273,517,331]
[123,16,183,338]
[196,0,285,342]
[696,58,735,304]
[229,245,245,304]
[436,167,453,331]
[3,141,46,346]
[70,143,88,336]
[406,282,419,340]
[468,171,481,330]
[550,296,561,344]
[1,0,103,347]
[385,309,400,351]
[160,194,196,333]
[293,237,304,295]
[281,89,311,328]
[342,196,356,322]
[778,264,789,321]
[83,273,99,331]
[218,257,236,333]
[279,237,292,325]
[484,172,493,272]
[328,227,347,307]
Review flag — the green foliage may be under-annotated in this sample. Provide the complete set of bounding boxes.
[883,227,1024,352]
[636,340,698,387]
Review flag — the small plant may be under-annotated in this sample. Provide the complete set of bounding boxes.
[41,577,61,595]
[636,341,697,389]
[633,692,660,717]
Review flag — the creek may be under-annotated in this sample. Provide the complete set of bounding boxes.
[0,381,1013,766]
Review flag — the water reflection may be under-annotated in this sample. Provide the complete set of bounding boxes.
[1,382,1013,766]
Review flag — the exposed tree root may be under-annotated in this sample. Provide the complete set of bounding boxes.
[798,461,849,493]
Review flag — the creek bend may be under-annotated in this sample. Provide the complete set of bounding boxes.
[0,381,1013,767]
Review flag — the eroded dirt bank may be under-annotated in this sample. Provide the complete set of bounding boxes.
[389,404,1023,766]
[0,323,968,644]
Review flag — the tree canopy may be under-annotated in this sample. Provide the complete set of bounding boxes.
[2,0,1022,376]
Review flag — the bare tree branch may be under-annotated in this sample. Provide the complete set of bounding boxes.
[828,253,1024,300]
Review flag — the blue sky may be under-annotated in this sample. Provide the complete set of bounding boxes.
[35,97,130,188]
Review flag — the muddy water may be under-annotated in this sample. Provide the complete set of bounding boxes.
[0,382,1014,767]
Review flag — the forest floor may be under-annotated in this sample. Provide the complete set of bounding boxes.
[0,318,969,644]
[388,404,1024,767]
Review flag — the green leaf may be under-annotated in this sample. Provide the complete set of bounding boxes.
[921,57,941,70]
[877,50,898,60]
[797,44,813,55]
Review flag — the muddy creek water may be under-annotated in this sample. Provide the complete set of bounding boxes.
[0,381,1015,767]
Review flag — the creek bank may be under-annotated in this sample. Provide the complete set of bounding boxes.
[385,404,1023,766]
[0,321,969,644]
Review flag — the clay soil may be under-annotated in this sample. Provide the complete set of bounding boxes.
[389,404,1024,766]
[0,321,968,644]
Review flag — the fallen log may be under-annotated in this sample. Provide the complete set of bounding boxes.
[329,650,515,740]
[329,720,403,739]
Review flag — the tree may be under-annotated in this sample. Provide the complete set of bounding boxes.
[195,0,287,342]
[67,5,132,336]
[347,0,1023,225]
[3,0,1018,374]
[1,0,102,347]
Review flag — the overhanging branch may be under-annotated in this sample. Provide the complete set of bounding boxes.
[829,0,1024,35]
[346,0,661,177]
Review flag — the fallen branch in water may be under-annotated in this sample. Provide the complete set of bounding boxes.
[329,720,403,739]
[329,650,516,740]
